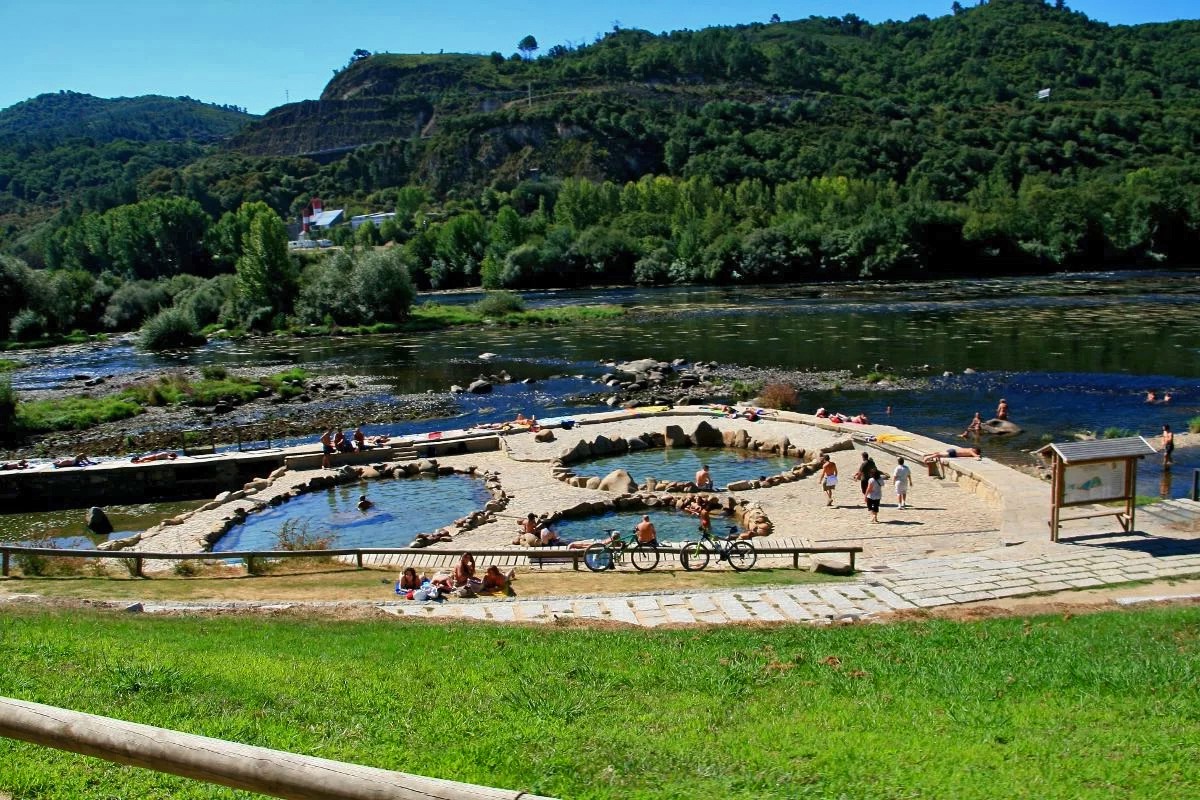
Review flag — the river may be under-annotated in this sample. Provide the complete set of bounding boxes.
[8,270,1200,513]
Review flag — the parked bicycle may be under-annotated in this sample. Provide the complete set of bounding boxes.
[583,529,660,572]
[679,525,757,572]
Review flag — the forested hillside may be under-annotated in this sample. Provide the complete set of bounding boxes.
[0,0,1197,349]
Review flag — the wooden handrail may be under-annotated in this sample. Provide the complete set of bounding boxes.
[0,696,555,800]
[0,543,862,576]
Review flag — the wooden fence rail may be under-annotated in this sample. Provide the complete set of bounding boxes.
[0,543,863,577]
[0,696,556,800]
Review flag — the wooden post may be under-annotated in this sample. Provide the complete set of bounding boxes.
[133,556,143,578]
[1049,456,1062,542]
[2,549,8,577]
[0,696,555,800]
[355,552,364,569]
[1193,469,1199,502]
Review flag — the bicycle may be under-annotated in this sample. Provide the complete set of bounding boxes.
[583,529,661,572]
[678,525,757,572]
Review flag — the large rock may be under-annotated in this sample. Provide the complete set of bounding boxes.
[534,428,556,442]
[616,358,661,375]
[85,507,113,537]
[598,469,638,494]
[663,425,689,448]
[559,440,593,464]
[752,435,788,455]
[591,434,618,455]
[691,420,724,447]
[467,379,493,394]
[724,429,751,450]
[980,418,1024,435]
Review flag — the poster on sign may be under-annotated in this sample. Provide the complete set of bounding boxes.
[1062,460,1127,505]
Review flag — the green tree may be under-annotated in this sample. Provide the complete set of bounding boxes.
[518,35,539,60]
[233,203,295,328]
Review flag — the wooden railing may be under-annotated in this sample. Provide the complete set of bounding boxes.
[0,543,863,577]
[0,696,555,800]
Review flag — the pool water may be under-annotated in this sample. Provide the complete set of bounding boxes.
[0,500,208,547]
[582,447,795,487]
[213,474,491,552]
[553,510,736,545]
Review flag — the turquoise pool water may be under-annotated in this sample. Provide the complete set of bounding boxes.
[553,510,737,545]
[582,447,795,487]
[213,474,491,552]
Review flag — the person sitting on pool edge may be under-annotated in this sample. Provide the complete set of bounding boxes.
[695,464,714,491]
[923,446,982,464]
[635,515,658,548]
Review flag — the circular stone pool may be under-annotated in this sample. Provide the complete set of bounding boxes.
[553,510,736,545]
[582,447,795,487]
[213,474,491,552]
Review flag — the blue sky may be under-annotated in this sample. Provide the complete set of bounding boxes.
[3,0,1194,115]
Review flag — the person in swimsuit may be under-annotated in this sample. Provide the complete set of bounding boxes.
[923,447,982,464]
[695,464,713,491]
[319,429,334,469]
[1162,424,1174,467]
[960,412,983,438]
[818,454,838,507]
[996,399,1009,421]
[635,515,658,547]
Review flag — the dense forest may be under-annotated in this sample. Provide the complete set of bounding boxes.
[0,0,1197,348]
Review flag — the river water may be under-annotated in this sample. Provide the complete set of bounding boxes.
[6,270,1199,543]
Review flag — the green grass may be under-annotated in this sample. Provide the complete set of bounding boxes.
[0,605,1197,798]
[0,358,23,372]
[1189,415,1200,434]
[12,368,307,435]
[1,331,103,351]
[15,395,144,433]
[289,304,625,336]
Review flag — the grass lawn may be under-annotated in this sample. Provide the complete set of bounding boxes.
[0,605,1196,798]
[0,563,848,602]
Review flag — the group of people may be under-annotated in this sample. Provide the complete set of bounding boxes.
[397,553,515,600]
[318,426,382,469]
[511,513,563,547]
[815,409,870,425]
[819,451,914,523]
[1146,391,1173,404]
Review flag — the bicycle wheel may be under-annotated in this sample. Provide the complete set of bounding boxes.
[678,540,711,571]
[726,540,757,572]
[584,543,614,572]
[629,542,660,572]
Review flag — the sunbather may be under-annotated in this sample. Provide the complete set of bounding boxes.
[131,451,177,463]
[923,447,982,463]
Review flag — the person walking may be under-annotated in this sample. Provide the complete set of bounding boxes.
[1162,424,1175,468]
[854,451,878,503]
[818,454,838,507]
[892,457,913,509]
[864,469,884,524]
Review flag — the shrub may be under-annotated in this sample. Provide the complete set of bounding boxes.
[0,376,16,443]
[1102,427,1136,439]
[101,280,172,330]
[201,365,228,381]
[139,308,205,351]
[758,382,798,410]
[275,518,333,551]
[173,560,203,577]
[1189,416,1200,434]
[471,291,527,317]
[9,309,48,341]
[17,395,143,432]
[729,379,763,401]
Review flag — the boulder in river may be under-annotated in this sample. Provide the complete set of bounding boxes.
[467,379,493,394]
[980,418,1023,435]
[85,507,114,537]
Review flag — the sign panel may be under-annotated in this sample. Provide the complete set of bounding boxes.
[1062,460,1128,505]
